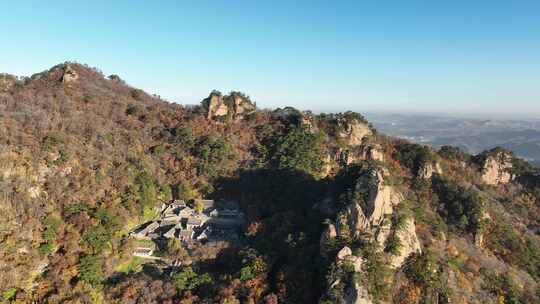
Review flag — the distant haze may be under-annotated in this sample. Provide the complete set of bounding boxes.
[1,1,539,116]
[366,112,540,166]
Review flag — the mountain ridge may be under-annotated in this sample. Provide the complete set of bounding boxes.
[0,63,538,304]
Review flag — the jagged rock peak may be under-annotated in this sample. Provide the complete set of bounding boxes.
[476,147,514,185]
[202,90,256,121]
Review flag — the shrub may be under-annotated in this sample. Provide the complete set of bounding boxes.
[38,216,62,255]
[94,207,120,233]
[137,171,158,215]
[482,271,521,304]
[1,288,17,302]
[42,134,64,151]
[172,267,213,292]
[126,104,141,116]
[82,225,110,253]
[431,175,486,234]
[356,242,392,302]
[487,221,540,279]
[79,255,104,286]
[194,135,235,178]
[384,233,402,255]
[404,251,439,287]
[394,143,433,175]
[64,202,90,216]
[271,126,325,176]
[130,89,145,101]
[438,145,469,162]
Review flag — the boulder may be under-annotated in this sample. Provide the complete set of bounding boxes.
[337,246,353,260]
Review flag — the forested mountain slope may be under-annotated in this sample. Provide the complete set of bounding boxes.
[0,63,538,303]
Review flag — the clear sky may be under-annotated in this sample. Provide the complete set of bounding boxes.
[1,1,539,117]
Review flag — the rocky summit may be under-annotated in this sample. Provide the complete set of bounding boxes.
[0,63,538,304]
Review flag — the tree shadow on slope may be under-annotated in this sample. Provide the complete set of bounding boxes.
[213,168,331,302]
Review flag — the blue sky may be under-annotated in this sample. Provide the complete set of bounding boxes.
[1,1,539,116]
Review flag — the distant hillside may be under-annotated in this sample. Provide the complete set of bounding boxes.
[367,113,540,167]
[0,63,538,304]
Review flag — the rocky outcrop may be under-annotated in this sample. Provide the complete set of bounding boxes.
[325,222,338,239]
[337,246,353,260]
[202,91,256,121]
[339,201,370,239]
[337,168,402,240]
[334,247,371,304]
[272,107,320,132]
[62,64,79,83]
[336,118,372,146]
[474,210,491,248]
[389,218,422,267]
[478,150,513,185]
[334,165,421,265]
[363,145,384,162]
[320,221,338,254]
[340,144,384,166]
[327,165,422,302]
[345,282,373,304]
[417,161,442,179]
[0,74,17,92]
